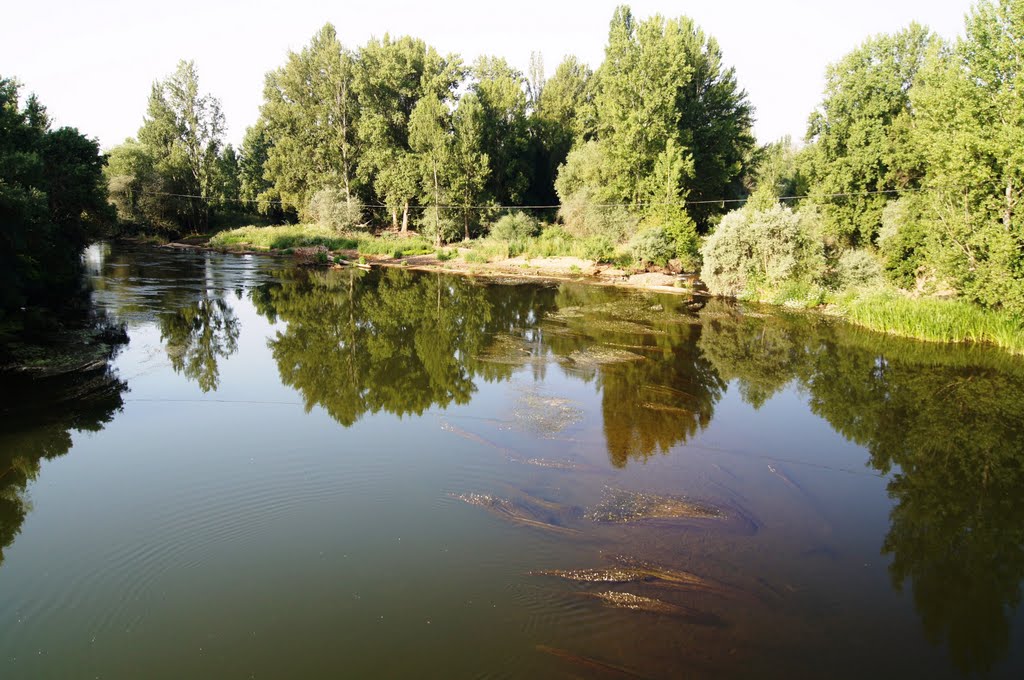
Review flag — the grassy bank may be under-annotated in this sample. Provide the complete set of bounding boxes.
[208,224,434,257]
[833,289,1024,354]
[203,223,1023,354]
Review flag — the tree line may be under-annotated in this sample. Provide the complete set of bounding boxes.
[105,6,754,254]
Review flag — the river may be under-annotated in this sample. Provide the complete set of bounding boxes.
[2,242,1023,678]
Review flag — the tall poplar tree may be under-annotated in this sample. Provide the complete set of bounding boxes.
[260,24,360,217]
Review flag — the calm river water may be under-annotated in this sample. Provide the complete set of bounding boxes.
[2,243,1024,679]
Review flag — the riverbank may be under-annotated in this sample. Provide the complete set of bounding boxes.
[169,225,1023,355]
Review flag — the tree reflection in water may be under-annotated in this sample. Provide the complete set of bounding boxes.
[159,296,240,392]
[0,355,126,568]
[697,303,1024,675]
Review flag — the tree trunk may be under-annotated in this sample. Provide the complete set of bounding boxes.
[433,161,441,247]
[402,200,409,233]
[391,208,399,230]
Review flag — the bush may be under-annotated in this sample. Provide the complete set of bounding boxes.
[417,212,462,245]
[304,188,365,232]
[630,227,675,267]
[582,235,616,263]
[490,212,539,241]
[559,190,640,242]
[700,205,824,297]
[878,196,928,287]
[835,249,883,288]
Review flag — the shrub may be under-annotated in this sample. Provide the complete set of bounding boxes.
[417,212,462,245]
[700,205,824,297]
[582,235,616,263]
[490,212,539,241]
[835,249,883,289]
[630,227,675,267]
[559,191,639,242]
[304,188,365,232]
[436,248,455,262]
[878,196,929,287]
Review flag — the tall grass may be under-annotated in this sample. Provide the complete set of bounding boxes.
[840,289,1024,354]
[208,224,431,257]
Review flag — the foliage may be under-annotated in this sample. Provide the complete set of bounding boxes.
[209,224,357,251]
[490,212,539,241]
[835,249,883,288]
[305,188,365,231]
[804,24,936,246]
[0,78,112,313]
[877,195,929,287]
[260,25,360,216]
[629,227,675,267]
[700,205,823,297]
[837,288,1024,353]
[910,0,1024,315]
[581,235,616,263]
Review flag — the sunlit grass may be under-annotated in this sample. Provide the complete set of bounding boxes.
[838,288,1024,354]
[208,224,432,257]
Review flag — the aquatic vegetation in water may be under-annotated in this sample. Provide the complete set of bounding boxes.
[534,556,739,598]
[476,332,545,366]
[511,386,583,436]
[563,346,645,368]
[448,492,580,535]
[531,566,654,584]
[586,487,723,523]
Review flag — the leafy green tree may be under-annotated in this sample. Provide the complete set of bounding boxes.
[213,144,241,209]
[672,18,755,227]
[750,136,807,206]
[912,0,1024,314]
[355,35,463,231]
[260,24,360,218]
[556,6,753,239]
[137,60,226,231]
[590,6,693,205]
[409,95,453,245]
[472,56,531,205]
[804,24,936,246]
[449,93,490,239]
[530,55,592,206]
[0,78,111,312]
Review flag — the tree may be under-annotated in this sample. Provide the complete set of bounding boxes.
[673,17,756,227]
[472,56,531,205]
[213,144,241,210]
[138,60,226,231]
[556,6,754,237]
[449,93,490,239]
[912,0,1024,315]
[531,56,591,206]
[409,95,452,246]
[238,119,288,221]
[1,77,111,312]
[805,24,936,246]
[355,35,463,231]
[260,24,360,218]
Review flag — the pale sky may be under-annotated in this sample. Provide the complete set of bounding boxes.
[2,0,973,150]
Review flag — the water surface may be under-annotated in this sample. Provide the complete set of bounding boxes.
[2,243,1023,678]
